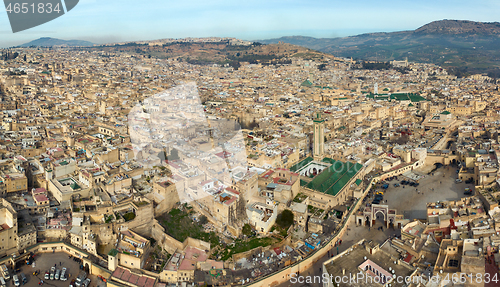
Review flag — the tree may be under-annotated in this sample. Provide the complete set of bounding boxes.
[276,210,294,229]
[242,224,252,236]
[199,215,208,225]
[229,60,241,70]
[317,63,327,71]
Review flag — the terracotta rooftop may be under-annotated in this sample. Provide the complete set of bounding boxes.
[111,267,155,287]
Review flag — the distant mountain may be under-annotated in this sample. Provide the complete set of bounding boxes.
[414,20,500,35]
[258,20,500,73]
[19,37,93,47]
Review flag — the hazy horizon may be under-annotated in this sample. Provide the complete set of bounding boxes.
[1,0,500,48]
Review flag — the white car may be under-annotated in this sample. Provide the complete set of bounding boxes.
[50,267,55,280]
[61,268,67,281]
[13,275,19,287]
[455,179,463,183]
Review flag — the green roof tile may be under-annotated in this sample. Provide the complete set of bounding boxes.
[305,159,362,196]
[300,79,313,87]
[290,157,313,172]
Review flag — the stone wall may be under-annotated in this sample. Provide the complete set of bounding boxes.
[116,201,155,237]
[151,219,211,255]
[151,220,183,254]
[425,154,459,166]
[91,263,112,279]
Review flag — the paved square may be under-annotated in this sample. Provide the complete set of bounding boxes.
[375,165,474,220]
[9,253,103,287]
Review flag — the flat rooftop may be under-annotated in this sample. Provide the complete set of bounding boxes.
[324,241,414,287]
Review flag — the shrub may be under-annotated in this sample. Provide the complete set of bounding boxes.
[123,212,136,221]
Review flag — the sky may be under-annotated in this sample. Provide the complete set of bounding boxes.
[1,0,500,47]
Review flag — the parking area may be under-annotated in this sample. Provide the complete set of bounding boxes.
[7,253,104,287]
[366,165,474,220]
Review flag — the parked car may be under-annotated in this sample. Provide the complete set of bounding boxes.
[456,179,463,183]
[44,272,49,280]
[82,278,90,287]
[75,272,87,287]
[49,267,55,280]
[55,269,60,280]
[20,273,27,285]
[2,264,10,280]
[13,275,20,287]
[372,199,381,204]
[61,268,67,281]
[394,183,400,187]
[464,188,473,195]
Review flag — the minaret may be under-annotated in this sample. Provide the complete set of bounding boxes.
[313,113,325,160]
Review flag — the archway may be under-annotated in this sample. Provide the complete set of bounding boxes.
[84,263,90,273]
[389,218,394,229]
[365,216,370,226]
[373,210,387,227]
